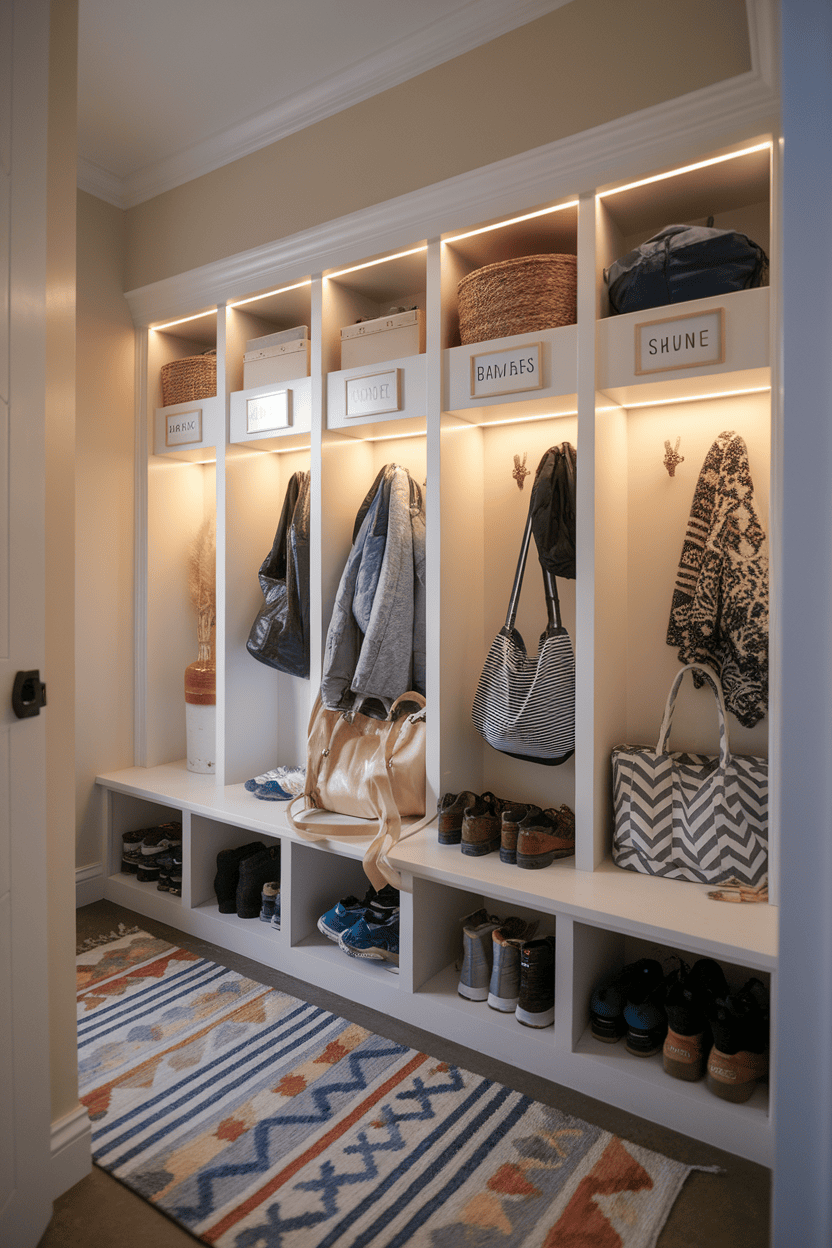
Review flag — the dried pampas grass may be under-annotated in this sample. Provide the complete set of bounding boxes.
[189,516,216,651]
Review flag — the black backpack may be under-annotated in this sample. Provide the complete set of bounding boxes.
[605,224,768,316]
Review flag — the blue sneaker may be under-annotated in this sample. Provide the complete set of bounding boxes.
[317,884,398,943]
[338,911,400,965]
[317,888,376,942]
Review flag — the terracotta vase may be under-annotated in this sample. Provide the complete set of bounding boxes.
[185,641,216,773]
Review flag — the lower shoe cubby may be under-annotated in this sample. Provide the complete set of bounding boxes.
[190,815,282,934]
[289,841,402,984]
[102,789,185,916]
[409,875,560,1069]
[570,922,772,1121]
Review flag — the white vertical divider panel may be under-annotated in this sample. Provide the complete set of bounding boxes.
[592,196,628,872]
[765,134,782,910]
[134,328,149,765]
[424,238,442,815]
[308,275,325,694]
[437,239,485,797]
[213,305,227,785]
[574,192,599,871]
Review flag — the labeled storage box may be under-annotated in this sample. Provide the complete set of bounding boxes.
[246,325,308,352]
[340,308,425,369]
[243,337,311,388]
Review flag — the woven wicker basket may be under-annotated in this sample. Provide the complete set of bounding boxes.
[457,254,577,345]
[161,350,217,407]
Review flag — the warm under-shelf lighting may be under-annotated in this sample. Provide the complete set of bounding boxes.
[444,202,579,245]
[617,385,771,410]
[363,429,427,442]
[597,142,771,200]
[476,410,576,428]
[327,247,427,280]
[229,280,312,309]
[152,310,217,331]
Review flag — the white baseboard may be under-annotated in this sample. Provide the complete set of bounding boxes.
[51,1104,91,1200]
[76,863,105,908]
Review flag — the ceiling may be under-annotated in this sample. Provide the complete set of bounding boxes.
[76,0,571,210]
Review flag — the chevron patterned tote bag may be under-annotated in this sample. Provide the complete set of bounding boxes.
[611,664,768,885]
[472,502,575,765]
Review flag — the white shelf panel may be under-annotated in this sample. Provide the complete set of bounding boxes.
[229,377,312,450]
[97,763,426,863]
[597,286,770,406]
[444,324,578,422]
[326,354,426,436]
[391,832,777,970]
[571,1024,770,1165]
[293,930,401,982]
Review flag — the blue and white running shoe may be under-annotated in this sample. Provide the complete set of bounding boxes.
[317,884,399,942]
[338,912,400,965]
[317,889,376,942]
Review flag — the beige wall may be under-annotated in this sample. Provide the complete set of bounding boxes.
[47,0,80,1122]
[75,191,135,871]
[124,0,751,291]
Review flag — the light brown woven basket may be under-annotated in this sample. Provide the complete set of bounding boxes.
[160,351,217,407]
[457,253,577,345]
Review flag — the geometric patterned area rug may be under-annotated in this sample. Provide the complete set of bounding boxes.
[77,929,713,1248]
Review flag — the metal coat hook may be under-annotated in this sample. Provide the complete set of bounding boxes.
[663,437,684,477]
[512,452,530,489]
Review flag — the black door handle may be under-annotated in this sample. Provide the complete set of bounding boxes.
[12,670,47,718]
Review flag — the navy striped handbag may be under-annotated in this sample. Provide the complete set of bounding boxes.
[472,497,575,766]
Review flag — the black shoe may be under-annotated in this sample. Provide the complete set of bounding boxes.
[706,978,769,1102]
[589,958,664,1046]
[214,842,265,913]
[236,845,281,918]
[515,935,556,1028]
[663,958,729,1081]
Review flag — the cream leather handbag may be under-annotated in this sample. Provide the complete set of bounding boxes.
[286,692,427,890]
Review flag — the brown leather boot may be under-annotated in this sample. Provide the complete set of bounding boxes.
[516,804,575,868]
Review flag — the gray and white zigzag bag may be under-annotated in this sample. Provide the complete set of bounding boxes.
[611,664,768,886]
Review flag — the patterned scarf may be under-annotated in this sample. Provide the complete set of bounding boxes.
[667,430,768,728]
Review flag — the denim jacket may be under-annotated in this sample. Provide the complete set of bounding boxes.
[321,464,425,715]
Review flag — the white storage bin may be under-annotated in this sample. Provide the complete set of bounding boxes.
[340,308,425,368]
[243,338,311,387]
[246,325,308,352]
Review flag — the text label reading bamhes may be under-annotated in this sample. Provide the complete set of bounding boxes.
[470,343,543,398]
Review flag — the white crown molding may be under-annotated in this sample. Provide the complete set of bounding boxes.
[86,0,571,211]
[76,156,124,207]
[125,39,780,329]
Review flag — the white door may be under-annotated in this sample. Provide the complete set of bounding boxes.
[0,1,55,1244]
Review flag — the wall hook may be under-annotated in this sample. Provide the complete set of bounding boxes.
[663,437,684,477]
[513,452,530,489]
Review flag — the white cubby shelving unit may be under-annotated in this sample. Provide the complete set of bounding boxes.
[101,130,779,1167]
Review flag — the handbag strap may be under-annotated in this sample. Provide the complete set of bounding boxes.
[503,505,562,635]
[656,663,731,766]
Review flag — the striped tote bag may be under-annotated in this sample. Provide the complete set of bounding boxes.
[472,502,575,766]
[611,664,768,885]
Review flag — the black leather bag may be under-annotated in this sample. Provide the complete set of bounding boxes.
[246,470,310,678]
[605,224,768,316]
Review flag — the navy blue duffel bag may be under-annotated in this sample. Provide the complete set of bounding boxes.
[605,223,768,316]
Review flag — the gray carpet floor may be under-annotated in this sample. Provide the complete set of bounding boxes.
[39,899,771,1247]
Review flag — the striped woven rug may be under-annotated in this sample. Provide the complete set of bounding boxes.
[77,928,705,1248]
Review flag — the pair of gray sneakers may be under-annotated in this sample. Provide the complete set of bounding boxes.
[458,909,554,1027]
